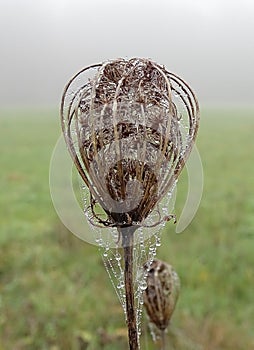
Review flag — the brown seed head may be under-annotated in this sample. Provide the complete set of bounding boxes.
[60,58,199,228]
[143,259,180,331]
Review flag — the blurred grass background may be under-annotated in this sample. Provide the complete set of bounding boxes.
[0,108,254,349]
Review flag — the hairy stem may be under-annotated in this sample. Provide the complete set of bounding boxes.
[121,227,139,350]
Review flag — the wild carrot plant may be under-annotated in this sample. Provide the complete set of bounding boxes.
[60,58,199,349]
[143,259,180,349]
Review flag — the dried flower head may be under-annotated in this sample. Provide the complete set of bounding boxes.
[60,58,199,229]
[143,259,180,331]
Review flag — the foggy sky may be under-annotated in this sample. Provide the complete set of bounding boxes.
[0,0,253,107]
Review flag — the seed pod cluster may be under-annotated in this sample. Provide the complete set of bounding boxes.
[60,58,199,229]
[143,259,180,331]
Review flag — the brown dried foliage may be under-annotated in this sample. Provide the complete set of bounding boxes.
[143,259,180,331]
[60,58,199,229]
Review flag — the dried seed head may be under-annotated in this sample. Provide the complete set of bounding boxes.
[143,259,180,331]
[61,58,199,228]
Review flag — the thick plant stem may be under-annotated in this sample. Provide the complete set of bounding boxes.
[160,330,166,350]
[121,227,139,350]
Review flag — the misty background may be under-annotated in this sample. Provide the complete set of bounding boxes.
[0,0,253,108]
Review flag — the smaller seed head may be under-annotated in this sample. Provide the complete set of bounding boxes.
[143,259,180,331]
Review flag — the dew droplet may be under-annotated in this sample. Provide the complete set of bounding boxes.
[117,281,125,289]
[115,252,122,261]
[139,280,147,291]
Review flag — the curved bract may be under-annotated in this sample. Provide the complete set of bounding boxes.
[60,58,199,228]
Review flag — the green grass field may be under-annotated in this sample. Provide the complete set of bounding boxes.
[0,108,254,349]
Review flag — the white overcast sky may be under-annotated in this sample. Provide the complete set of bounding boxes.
[0,0,253,107]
